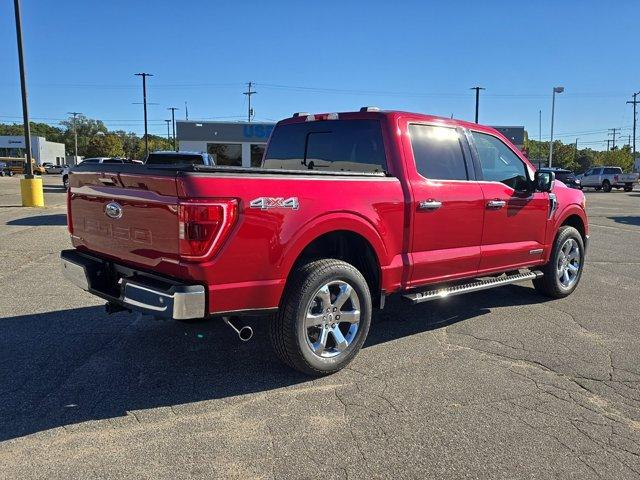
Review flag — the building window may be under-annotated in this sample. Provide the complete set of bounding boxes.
[251,144,265,167]
[207,143,242,166]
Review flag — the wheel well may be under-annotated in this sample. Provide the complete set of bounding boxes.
[290,230,381,306]
[561,214,586,241]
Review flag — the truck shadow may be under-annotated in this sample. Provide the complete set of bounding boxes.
[0,285,546,441]
[607,216,640,227]
[6,214,67,226]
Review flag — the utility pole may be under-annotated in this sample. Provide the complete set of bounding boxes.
[184,101,189,121]
[627,92,639,161]
[164,119,171,141]
[549,86,564,168]
[538,109,542,169]
[67,111,82,164]
[243,81,256,123]
[608,128,619,150]
[470,86,485,123]
[167,107,179,151]
[574,138,578,162]
[135,72,153,157]
[607,139,611,151]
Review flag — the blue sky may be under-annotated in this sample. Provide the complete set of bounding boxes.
[1,0,638,149]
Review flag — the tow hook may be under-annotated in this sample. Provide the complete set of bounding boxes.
[223,316,253,342]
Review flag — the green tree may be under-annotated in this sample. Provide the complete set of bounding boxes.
[85,134,125,158]
[134,135,173,160]
[59,114,108,157]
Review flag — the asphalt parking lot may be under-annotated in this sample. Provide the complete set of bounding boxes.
[0,175,638,479]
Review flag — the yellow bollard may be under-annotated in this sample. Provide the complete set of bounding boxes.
[20,177,45,207]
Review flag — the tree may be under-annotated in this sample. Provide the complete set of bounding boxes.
[85,134,125,158]
[59,114,108,157]
[134,135,173,160]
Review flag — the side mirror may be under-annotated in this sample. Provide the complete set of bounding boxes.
[535,171,555,192]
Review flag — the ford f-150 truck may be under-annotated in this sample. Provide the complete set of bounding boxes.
[60,108,589,375]
[576,166,639,192]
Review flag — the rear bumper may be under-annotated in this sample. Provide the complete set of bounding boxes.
[60,249,205,320]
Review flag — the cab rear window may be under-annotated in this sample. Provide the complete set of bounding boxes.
[263,120,387,173]
[146,154,205,165]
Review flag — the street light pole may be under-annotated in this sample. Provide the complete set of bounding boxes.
[538,109,542,169]
[13,0,33,179]
[67,111,81,164]
[165,119,171,141]
[167,107,179,151]
[135,72,153,157]
[470,86,485,123]
[549,86,564,168]
[627,92,639,162]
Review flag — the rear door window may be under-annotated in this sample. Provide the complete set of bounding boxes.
[263,119,387,173]
[408,124,468,180]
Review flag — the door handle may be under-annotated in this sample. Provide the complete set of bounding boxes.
[418,199,442,210]
[486,199,506,209]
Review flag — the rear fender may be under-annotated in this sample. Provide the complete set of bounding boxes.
[278,212,389,279]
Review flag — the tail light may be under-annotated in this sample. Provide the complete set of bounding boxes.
[66,189,73,234]
[178,199,238,260]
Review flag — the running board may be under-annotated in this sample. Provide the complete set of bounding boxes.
[402,271,543,304]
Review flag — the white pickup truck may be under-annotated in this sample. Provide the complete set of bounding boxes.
[576,166,638,192]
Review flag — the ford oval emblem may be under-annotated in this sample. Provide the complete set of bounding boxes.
[105,201,123,219]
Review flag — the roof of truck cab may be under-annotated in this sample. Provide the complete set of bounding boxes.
[277,110,499,134]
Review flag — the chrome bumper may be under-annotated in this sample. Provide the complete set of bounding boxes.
[60,249,205,320]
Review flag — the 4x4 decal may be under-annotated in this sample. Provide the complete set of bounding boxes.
[250,197,299,210]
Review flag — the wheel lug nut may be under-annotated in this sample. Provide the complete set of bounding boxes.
[333,307,337,312]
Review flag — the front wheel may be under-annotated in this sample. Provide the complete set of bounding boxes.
[63,175,69,189]
[533,226,585,298]
[270,259,372,376]
[602,180,612,192]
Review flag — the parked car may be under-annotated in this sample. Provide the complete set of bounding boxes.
[0,161,15,177]
[538,167,581,189]
[61,109,589,376]
[576,166,638,192]
[144,151,215,166]
[62,158,132,188]
[45,164,66,174]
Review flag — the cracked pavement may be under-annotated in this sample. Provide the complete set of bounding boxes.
[0,177,639,479]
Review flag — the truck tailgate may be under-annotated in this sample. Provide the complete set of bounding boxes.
[69,170,180,268]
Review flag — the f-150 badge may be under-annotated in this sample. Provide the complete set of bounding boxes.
[250,197,299,210]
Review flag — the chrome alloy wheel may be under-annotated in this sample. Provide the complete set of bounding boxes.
[557,238,581,288]
[304,280,361,358]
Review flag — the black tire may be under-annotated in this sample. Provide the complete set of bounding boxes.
[270,258,372,376]
[624,184,633,192]
[63,175,69,189]
[602,180,611,192]
[533,226,585,298]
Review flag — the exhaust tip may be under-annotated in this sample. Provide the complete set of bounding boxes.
[238,326,253,342]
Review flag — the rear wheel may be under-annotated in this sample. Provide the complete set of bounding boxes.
[624,184,633,192]
[533,226,584,298]
[270,259,372,376]
[602,180,612,192]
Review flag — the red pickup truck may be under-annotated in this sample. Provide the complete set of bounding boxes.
[61,108,589,375]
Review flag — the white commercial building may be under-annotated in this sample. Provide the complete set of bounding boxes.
[176,121,274,167]
[0,136,66,165]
